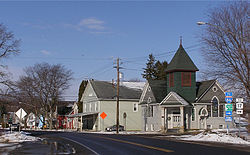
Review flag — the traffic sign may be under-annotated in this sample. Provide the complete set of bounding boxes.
[225,97,233,103]
[225,111,232,116]
[15,108,27,120]
[236,103,243,109]
[225,92,232,97]
[225,104,233,111]
[236,110,243,115]
[100,112,107,119]
[225,116,232,122]
[236,98,243,103]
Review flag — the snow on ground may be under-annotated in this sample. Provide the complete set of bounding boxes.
[0,131,40,154]
[0,131,40,144]
[166,131,250,145]
[180,132,250,145]
[81,130,159,135]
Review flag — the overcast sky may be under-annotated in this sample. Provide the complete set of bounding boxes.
[0,1,224,101]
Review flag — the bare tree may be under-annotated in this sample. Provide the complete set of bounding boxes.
[0,23,20,93]
[16,63,73,129]
[200,2,249,100]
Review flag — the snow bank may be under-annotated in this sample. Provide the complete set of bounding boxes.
[0,131,40,143]
[181,132,250,145]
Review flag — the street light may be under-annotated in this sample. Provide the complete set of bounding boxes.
[197,21,235,37]
[197,21,207,25]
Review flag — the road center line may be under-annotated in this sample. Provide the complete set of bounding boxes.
[62,136,100,155]
[95,136,174,153]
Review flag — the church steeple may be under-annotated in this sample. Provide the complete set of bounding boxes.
[166,43,199,73]
[166,42,198,103]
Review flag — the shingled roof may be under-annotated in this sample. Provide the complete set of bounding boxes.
[90,81,142,100]
[166,44,199,72]
[148,80,168,103]
[196,79,216,100]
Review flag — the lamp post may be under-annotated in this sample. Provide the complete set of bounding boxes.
[196,21,236,37]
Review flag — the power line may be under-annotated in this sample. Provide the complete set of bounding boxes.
[121,43,201,61]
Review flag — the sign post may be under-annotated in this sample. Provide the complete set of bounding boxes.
[15,108,27,132]
[236,98,244,136]
[225,92,233,134]
[100,112,107,131]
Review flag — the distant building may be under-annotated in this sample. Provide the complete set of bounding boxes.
[139,44,234,132]
[80,80,142,131]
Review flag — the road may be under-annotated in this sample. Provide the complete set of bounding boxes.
[28,131,249,155]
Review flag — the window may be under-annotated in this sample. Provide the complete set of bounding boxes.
[207,105,211,117]
[219,105,224,117]
[219,124,224,129]
[151,124,154,131]
[148,86,151,92]
[147,97,152,104]
[182,72,191,87]
[133,103,138,112]
[169,73,174,87]
[212,97,219,117]
[95,103,98,111]
[84,104,87,112]
[207,125,212,129]
[213,86,217,92]
[191,108,195,121]
[145,105,153,117]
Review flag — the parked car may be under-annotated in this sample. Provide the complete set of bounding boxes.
[105,125,125,132]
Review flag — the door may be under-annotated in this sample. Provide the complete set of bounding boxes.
[168,109,181,129]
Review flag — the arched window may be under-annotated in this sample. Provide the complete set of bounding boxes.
[212,97,219,117]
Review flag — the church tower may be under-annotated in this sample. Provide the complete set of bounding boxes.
[166,42,199,103]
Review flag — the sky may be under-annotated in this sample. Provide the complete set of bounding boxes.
[0,1,224,101]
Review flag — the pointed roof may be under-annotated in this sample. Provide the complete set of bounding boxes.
[166,45,199,72]
[160,92,190,106]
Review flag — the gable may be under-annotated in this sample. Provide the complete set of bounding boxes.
[139,82,157,104]
[197,81,225,103]
[160,92,189,106]
[80,82,98,103]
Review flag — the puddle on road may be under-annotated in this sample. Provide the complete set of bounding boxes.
[42,139,76,154]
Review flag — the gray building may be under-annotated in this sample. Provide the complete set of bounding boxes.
[140,44,234,132]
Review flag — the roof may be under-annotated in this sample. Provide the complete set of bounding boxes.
[90,81,142,100]
[196,79,216,100]
[166,44,199,72]
[120,82,145,90]
[148,80,168,103]
[160,91,190,106]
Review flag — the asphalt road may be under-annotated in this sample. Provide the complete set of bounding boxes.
[27,131,249,155]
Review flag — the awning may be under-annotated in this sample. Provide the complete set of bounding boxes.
[66,112,98,118]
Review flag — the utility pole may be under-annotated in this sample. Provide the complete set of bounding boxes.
[116,58,120,134]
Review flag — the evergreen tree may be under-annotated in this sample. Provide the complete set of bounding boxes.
[142,54,156,80]
[155,60,168,80]
[77,80,88,113]
[142,54,168,81]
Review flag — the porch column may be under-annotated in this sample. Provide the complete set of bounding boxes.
[164,108,168,132]
[80,116,83,132]
[180,106,185,133]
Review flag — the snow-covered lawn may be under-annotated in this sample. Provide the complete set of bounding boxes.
[165,131,250,145]
[0,131,40,149]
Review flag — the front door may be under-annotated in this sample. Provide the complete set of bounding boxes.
[168,109,181,129]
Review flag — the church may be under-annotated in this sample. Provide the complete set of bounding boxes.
[139,43,234,132]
